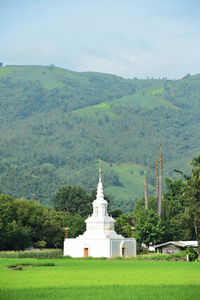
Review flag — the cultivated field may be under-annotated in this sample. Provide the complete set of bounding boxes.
[0,258,199,300]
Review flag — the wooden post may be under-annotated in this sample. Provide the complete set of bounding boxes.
[131,227,135,238]
[65,227,69,239]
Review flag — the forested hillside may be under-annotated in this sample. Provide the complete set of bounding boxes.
[0,65,200,213]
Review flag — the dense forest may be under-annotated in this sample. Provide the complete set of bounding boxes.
[0,65,200,213]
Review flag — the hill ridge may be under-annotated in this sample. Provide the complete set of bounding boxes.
[0,65,199,213]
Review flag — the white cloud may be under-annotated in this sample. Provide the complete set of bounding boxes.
[1,0,200,78]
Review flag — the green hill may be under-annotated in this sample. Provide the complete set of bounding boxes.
[0,65,199,213]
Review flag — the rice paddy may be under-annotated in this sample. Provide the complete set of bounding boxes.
[0,258,199,299]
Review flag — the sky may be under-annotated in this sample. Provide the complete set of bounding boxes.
[1,0,200,79]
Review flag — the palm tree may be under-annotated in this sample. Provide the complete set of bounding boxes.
[190,153,200,181]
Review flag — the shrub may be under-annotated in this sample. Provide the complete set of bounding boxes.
[62,255,72,259]
[0,249,63,259]
[185,246,198,261]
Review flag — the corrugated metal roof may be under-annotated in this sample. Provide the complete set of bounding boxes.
[153,241,197,249]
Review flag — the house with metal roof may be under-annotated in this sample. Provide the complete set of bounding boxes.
[153,241,197,254]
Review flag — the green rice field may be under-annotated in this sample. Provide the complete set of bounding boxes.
[0,258,199,300]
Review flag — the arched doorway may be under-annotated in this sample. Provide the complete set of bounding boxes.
[120,242,127,257]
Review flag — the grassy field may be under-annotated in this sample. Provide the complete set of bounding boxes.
[92,161,155,211]
[0,258,199,300]
[112,93,178,110]
[75,102,116,118]
[0,65,89,89]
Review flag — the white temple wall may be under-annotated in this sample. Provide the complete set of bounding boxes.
[110,240,121,257]
[64,238,136,258]
[64,239,84,257]
[89,239,110,257]
[124,239,137,257]
[64,238,110,257]
[110,239,136,257]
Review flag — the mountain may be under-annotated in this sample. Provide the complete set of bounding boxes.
[0,65,200,213]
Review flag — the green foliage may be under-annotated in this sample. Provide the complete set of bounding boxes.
[161,178,191,241]
[133,196,166,247]
[114,214,132,238]
[175,153,200,260]
[136,250,190,261]
[53,185,92,217]
[67,213,86,238]
[0,194,69,250]
[135,209,165,247]
[185,246,198,261]
[0,249,62,258]
[109,209,123,218]
[34,241,47,249]
[4,223,32,251]
[1,65,200,212]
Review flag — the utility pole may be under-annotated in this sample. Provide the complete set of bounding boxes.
[156,151,159,215]
[158,143,162,217]
[144,175,148,210]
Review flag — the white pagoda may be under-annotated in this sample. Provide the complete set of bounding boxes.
[63,165,136,258]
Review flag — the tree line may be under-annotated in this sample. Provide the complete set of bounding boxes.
[0,153,199,261]
[133,153,200,260]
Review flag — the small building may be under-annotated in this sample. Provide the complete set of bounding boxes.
[153,241,197,254]
[63,168,136,258]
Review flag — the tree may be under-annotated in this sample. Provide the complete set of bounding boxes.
[114,214,132,238]
[132,196,166,249]
[133,196,157,216]
[175,153,200,261]
[4,222,32,251]
[161,178,190,241]
[53,185,92,217]
[67,214,86,238]
[0,62,3,67]
[109,209,123,218]
[183,179,200,260]
[134,209,165,248]
[38,207,66,248]
[0,194,69,250]
[162,178,185,221]
[0,195,17,250]
[190,153,200,181]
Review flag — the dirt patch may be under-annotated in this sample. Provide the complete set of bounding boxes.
[8,263,55,270]
[9,265,37,270]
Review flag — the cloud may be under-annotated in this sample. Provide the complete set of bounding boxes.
[39,42,61,58]
[1,0,200,78]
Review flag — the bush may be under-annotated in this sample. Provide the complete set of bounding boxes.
[0,249,63,259]
[185,246,198,261]
[62,255,72,259]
